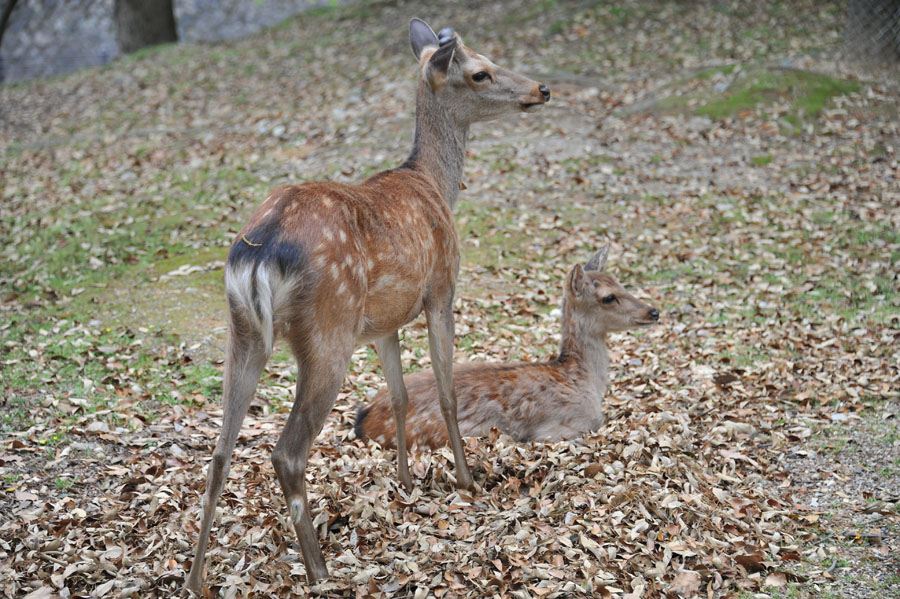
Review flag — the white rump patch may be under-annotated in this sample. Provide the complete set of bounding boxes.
[225,262,299,355]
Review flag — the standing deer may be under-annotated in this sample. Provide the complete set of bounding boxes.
[184,19,550,592]
[355,245,659,447]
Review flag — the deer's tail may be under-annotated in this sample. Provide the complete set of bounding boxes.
[225,227,309,357]
[353,403,371,441]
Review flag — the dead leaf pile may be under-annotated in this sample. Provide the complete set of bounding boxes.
[1,0,898,598]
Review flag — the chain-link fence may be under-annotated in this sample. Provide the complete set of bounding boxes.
[844,0,900,64]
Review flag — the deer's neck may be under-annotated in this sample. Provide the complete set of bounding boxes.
[558,298,610,407]
[403,85,469,209]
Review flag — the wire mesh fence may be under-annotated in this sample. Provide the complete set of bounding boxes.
[844,0,900,64]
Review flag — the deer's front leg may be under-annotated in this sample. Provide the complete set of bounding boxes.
[424,297,474,490]
[374,331,413,492]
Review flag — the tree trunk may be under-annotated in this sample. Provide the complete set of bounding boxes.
[0,0,20,82]
[845,0,900,64]
[114,0,178,55]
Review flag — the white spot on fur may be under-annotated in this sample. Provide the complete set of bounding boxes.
[339,229,347,243]
[331,263,340,280]
[337,281,347,295]
[323,229,333,241]
[321,196,333,208]
[367,259,374,271]
[373,275,397,291]
[290,498,305,523]
[312,329,325,348]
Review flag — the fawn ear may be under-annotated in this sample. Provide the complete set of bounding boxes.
[423,35,457,91]
[584,243,610,272]
[568,264,588,299]
[410,18,439,60]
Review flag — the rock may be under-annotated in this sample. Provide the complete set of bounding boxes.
[685,116,713,133]
[86,421,110,433]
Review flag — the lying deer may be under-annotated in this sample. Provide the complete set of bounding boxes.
[355,245,659,448]
[185,19,549,592]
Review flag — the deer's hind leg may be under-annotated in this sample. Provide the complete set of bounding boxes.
[272,318,360,584]
[186,310,269,594]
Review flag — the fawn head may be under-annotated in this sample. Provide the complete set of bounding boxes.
[409,18,550,122]
[567,244,659,334]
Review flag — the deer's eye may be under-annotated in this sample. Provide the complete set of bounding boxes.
[602,294,617,304]
[472,71,490,83]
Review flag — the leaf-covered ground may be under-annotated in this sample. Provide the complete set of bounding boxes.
[1,1,898,598]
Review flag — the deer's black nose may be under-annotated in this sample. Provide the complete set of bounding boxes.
[649,309,659,321]
[539,85,551,101]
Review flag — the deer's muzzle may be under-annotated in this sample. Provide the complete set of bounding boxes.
[635,308,660,325]
[520,83,550,112]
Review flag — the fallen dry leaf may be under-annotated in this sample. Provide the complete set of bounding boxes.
[669,570,702,596]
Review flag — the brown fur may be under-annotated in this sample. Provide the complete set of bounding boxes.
[356,247,659,448]
[241,175,458,346]
[185,19,549,592]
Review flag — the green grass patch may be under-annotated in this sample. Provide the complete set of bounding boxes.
[654,67,859,130]
[54,476,76,491]
[456,199,530,272]
[693,64,737,80]
[697,68,859,121]
[125,42,180,62]
[0,396,36,433]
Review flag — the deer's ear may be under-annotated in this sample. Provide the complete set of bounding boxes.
[584,243,610,272]
[423,36,456,91]
[410,18,439,60]
[568,264,587,299]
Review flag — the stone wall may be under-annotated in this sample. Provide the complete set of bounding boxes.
[0,0,342,83]
[1,0,118,83]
